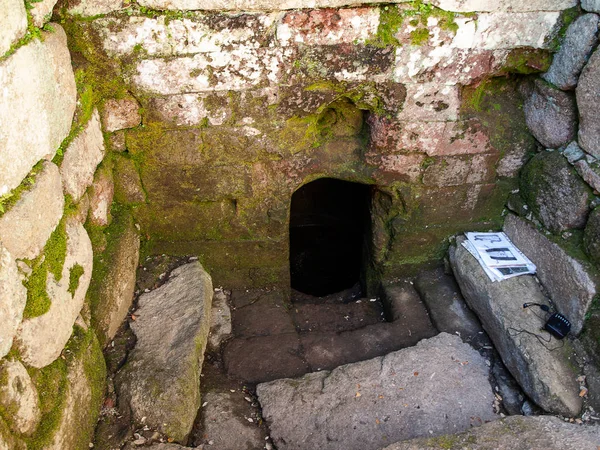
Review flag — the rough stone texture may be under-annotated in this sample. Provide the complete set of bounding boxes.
[0,0,27,55]
[66,0,124,16]
[584,207,600,266]
[384,415,600,450]
[0,25,76,196]
[207,288,232,351]
[575,159,600,193]
[490,361,525,416]
[91,214,140,346]
[0,161,65,260]
[16,220,94,368]
[47,331,106,450]
[0,242,27,358]
[198,392,265,450]
[30,0,59,27]
[113,156,146,204]
[524,79,577,149]
[578,49,600,159]
[583,0,600,13]
[0,418,25,450]
[415,268,490,350]
[101,97,142,132]
[257,333,497,450]
[60,109,106,201]
[397,84,460,121]
[503,214,598,335]
[450,237,583,417]
[115,262,213,442]
[520,151,593,233]
[543,14,599,90]
[562,141,586,164]
[88,164,114,227]
[0,359,40,435]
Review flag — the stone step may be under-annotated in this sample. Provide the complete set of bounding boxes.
[290,300,385,333]
[450,236,583,417]
[256,333,498,450]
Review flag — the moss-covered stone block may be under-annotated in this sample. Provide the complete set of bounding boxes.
[584,207,600,267]
[112,155,146,205]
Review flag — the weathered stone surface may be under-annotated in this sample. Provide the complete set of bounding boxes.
[490,361,525,416]
[575,159,600,193]
[0,418,25,450]
[90,214,140,346]
[520,151,592,233]
[66,0,124,17]
[198,392,265,450]
[433,0,576,11]
[578,49,600,159]
[450,237,583,416]
[17,220,94,368]
[504,214,598,335]
[115,261,213,442]
[257,333,496,450]
[0,242,26,359]
[30,0,58,27]
[88,164,114,227]
[384,415,600,450]
[562,141,586,164]
[101,97,142,132]
[422,154,496,187]
[0,161,65,260]
[207,288,231,351]
[0,0,27,55]
[524,80,577,149]
[47,330,106,450]
[113,156,146,204]
[397,83,460,121]
[584,207,600,266]
[0,360,40,435]
[0,25,76,195]
[543,14,599,90]
[583,0,600,13]
[60,109,106,201]
[415,268,490,350]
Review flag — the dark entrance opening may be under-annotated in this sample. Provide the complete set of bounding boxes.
[289,178,371,297]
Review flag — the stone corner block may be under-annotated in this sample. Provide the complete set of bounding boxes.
[101,97,142,132]
[0,0,27,55]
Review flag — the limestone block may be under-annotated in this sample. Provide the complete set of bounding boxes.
[147,93,232,127]
[60,109,106,201]
[88,165,114,227]
[582,0,600,13]
[30,0,59,27]
[543,14,600,91]
[503,214,598,335]
[422,153,497,187]
[90,213,140,346]
[0,161,65,260]
[432,0,576,11]
[574,159,600,193]
[16,220,94,368]
[0,0,27,55]
[0,360,41,435]
[0,243,27,358]
[523,79,577,149]
[520,151,592,233]
[452,12,560,50]
[384,416,600,450]
[577,49,600,159]
[366,152,425,183]
[66,0,124,17]
[101,97,141,132]
[115,262,213,442]
[0,24,76,196]
[397,83,460,121]
[450,237,582,417]
[257,333,497,450]
[584,207,600,266]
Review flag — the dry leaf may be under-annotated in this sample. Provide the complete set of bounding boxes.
[414,372,419,376]
[355,392,361,398]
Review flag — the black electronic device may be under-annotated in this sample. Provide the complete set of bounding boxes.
[544,313,571,340]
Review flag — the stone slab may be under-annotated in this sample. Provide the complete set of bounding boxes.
[504,214,598,335]
[30,0,58,27]
[583,0,600,13]
[291,301,384,333]
[17,220,94,368]
[115,261,213,443]
[101,97,141,132]
[0,25,76,195]
[384,415,600,450]
[207,288,232,351]
[575,159,600,193]
[0,242,27,358]
[88,164,114,227]
[0,161,64,260]
[450,237,582,416]
[578,49,600,159]
[60,108,106,201]
[0,0,27,55]
[542,14,600,90]
[66,0,124,17]
[257,333,497,450]
[231,293,295,337]
[0,359,40,435]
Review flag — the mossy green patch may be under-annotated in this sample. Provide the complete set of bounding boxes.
[68,264,85,296]
[548,7,580,52]
[0,161,43,217]
[410,27,430,45]
[371,5,405,47]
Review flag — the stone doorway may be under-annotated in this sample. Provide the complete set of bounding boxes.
[289,178,371,297]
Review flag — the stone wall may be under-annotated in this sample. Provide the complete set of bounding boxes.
[59,1,574,289]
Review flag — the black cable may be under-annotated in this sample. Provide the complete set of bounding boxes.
[507,327,566,352]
